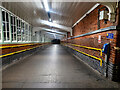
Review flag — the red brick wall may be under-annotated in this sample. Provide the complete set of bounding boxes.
[67,30,117,64]
[116,30,120,64]
[73,5,113,36]
[65,5,119,64]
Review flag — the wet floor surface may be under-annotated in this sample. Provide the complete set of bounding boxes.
[2,45,120,88]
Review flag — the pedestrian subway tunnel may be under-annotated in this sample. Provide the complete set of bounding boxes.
[0,1,120,89]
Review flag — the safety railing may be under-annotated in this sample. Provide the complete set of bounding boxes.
[68,43,103,56]
[62,43,103,66]
[0,43,48,58]
[0,43,37,49]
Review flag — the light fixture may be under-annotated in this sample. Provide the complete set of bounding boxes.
[38,19,71,31]
[53,34,56,39]
[46,32,56,39]
[43,0,49,12]
[49,18,52,22]
[42,28,66,35]
[34,10,36,15]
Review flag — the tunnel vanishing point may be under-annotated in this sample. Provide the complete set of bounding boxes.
[0,0,120,89]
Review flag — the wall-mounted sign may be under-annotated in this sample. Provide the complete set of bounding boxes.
[107,33,114,39]
[98,35,101,43]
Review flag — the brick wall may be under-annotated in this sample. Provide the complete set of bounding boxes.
[63,4,120,81]
[67,30,117,64]
[73,5,113,36]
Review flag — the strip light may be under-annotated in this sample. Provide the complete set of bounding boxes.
[43,0,49,12]
[49,18,52,22]
[72,3,100,27]
[53,34,56,39]
[37,19,72,32]
[45,32,64,39]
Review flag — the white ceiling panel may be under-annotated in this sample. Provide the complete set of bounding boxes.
[1,2,96,27]
[1,1,97,39]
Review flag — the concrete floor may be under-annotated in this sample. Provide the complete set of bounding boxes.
[2,45,120,88]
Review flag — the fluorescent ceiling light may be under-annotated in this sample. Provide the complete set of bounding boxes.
[46,32,56,39]
[53,34,56,39]
[72,3,100,27]
[46,31,64,36]
[34,10,36,14]
[33,27,67,35]
[37,19,72,32]
[46,32,64,39]
[49,18,52,22]
[43,28,66,35]
[34,0,43,9]
[43,0,49,12]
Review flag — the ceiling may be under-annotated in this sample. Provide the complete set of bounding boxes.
[1,1,97,39]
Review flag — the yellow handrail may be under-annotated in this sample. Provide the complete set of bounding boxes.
[0,43,39,49]
[0,44,44,58]
[63,43,103,66]
[67,43,102,56]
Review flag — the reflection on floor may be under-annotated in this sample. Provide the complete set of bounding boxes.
[2,45,120,88]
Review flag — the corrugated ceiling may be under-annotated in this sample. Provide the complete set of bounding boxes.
[1,2,96,27]
[1,1,97,39]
